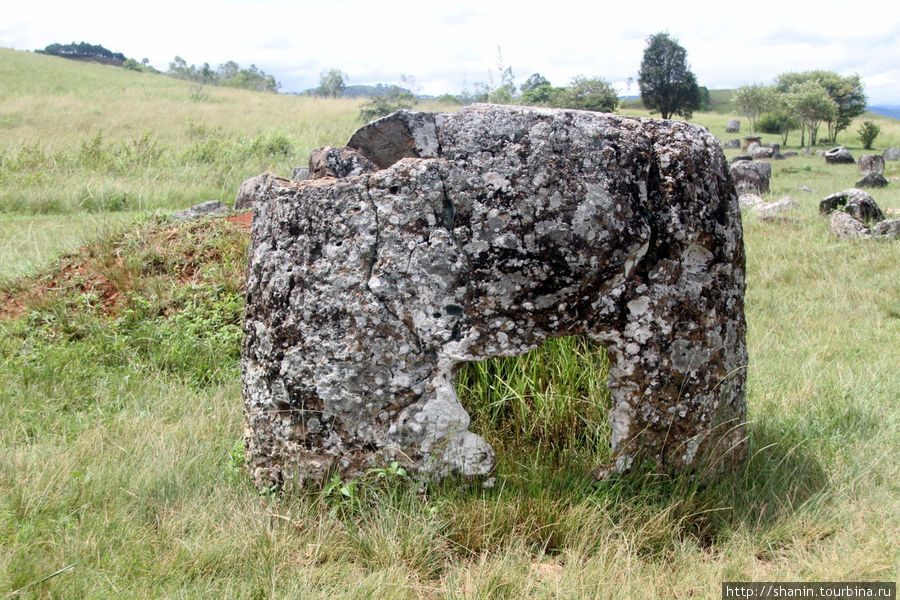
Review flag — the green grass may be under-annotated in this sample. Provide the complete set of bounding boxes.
[0,47,898,598]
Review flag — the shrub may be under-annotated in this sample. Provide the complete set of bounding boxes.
[857,121,880,150]
[757,112,781,134]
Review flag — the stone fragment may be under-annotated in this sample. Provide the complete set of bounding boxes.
[830,211,871,239]
[738,193,764,210]
[754,196,800,220]
[856,172,889,188]
[724,138,741,149]
[348,110,440,169]
[731,155,752,163]
[819,188,885,223]
[235,172,291,211]
[293,166,310,181]
[241,104,748,488]
[173,200,230,221]
[824,146,854,164]
[883,147,900,161]
[726,120,740,133]
[872,218,900,240]
[308,146,376,179]
[858,154,885,174]
[750,146,774,159]
[782,152,799,158]
[730,160,771,193]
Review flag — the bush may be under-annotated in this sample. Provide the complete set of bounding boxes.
[857,121,880,150]
[756,112,781,134]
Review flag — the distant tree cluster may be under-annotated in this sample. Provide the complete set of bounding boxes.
[167,57,280,92]
[734,71,866,146]
[38,42,126,64]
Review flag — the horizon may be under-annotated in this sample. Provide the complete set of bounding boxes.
[2,0,898,106]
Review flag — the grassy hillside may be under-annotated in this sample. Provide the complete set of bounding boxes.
[0,47,898,598]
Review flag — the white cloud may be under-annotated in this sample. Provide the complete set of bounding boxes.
[1,0,897,103]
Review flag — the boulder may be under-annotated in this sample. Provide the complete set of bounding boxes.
[241,105,748,488]
[730,160,771,193]
[742,136,762,150]
[750,146,774,159]
[235,172,291,211]
[754,196,800,220]
[883,147,900,161]
[824,146,855,164]
[724,138,741,149]
[858,154,885,174]
[292,166,310,181]
[726,120,740,133]
[746,141,761,154]
[172,200,230,221]
[830,211,871,239]
[731,155,753,163]
[819,188,885,223]
[738,193,764,210]
[308,146,377,179]
[872,218,900,240]
[856,172,889,188]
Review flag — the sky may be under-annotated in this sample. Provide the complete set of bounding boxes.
[2,0,899,105]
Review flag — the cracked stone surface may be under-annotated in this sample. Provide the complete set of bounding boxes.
[241,104,748,488]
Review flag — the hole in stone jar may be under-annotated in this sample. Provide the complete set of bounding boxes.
[454,335,612,474]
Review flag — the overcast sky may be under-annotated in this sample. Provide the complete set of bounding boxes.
[3,0,899,105]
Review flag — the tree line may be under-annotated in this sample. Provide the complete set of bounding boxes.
[733,72,866,146]
[167,57,281,93]
[37,42,127,64]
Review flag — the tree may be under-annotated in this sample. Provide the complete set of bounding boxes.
[564,76,618,112]
[733,83,773,134]
[521,73,550,94]
[776,71,866,142]
[638,32,702,120]
[857,121,880,150]
[317,69,347,98]
[787,81,836,147]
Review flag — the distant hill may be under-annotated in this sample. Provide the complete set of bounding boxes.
[868,105,900,120]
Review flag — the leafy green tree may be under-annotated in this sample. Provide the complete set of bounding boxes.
[521,73,551,94]
[733,84,773,134]
[519,84,567,107]
[317,69,347,98]
[776,71,866,142]
[857,121,880,149]
[787,81,837,146]
[564,76,618,112]
[637,32,702,119]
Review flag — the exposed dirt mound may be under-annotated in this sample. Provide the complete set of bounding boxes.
[1,216,250,321]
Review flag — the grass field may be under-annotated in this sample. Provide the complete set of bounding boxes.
[0,48,898,598]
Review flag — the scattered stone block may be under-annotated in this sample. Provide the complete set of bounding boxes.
[731,160,771,194]
[824,146,854,164]
[819,188,885,223]
[883,147,900,161]
[830,211,870,239]
[726,120,740,133]
[172,200,230,221]
[235,172,291,211]
[872,219,900,240]
[856,172,889,188]
[858,154,885,174]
